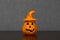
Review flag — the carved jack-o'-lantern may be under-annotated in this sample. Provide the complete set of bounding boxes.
[22,10,38,35]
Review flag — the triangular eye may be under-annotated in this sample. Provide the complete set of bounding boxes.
[27,23,29,25]
[31,22,33,25]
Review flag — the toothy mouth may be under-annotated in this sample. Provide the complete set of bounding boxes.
[26,29,34,32]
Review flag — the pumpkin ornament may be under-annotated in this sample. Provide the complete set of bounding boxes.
[22,10,38,35]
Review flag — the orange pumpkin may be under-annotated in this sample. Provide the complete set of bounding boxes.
[22,10,38,35]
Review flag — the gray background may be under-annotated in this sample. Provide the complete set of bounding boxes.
[0,0,60,31]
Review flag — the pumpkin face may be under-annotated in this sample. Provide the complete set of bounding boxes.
[22,10,38,35]
[22,21,38,35]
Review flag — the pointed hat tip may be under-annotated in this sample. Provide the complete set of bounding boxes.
[24,10,37,21]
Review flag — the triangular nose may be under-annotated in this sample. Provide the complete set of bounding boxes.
[29,26,31,28]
